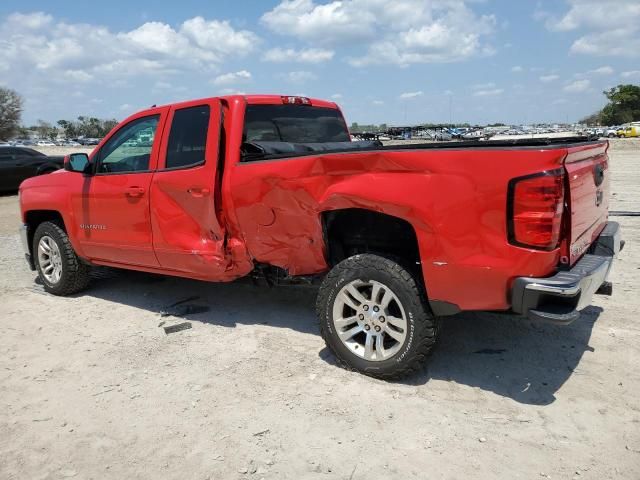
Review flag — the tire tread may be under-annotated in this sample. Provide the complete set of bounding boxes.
[316,254,440,380]
[33,221,91,296]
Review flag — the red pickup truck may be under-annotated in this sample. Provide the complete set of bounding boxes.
[18,95,623,379]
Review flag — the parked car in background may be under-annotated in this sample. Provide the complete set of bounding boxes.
[36,140,56,147]
[0,147,64,192]
[77,138,101,146]
[0,141,10,146]
[617,125,639,138]
[606,127,620,138]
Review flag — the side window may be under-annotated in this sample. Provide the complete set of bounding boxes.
[96,115,159,174]
[165,105,210,169]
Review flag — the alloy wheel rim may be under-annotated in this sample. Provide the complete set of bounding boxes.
[37,235,63,284]
[332,279,408,361]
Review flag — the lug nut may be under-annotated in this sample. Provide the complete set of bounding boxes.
[364,324,371,331]
[374,325,381,332]
[363,305,369,311]
[379,316,385,323]
[373,306,379,312]
[359,313,365,320]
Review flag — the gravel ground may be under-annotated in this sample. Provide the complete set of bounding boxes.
[1,139,639,480]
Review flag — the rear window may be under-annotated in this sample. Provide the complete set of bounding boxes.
[243,105,349,143]
[166,105,210,169]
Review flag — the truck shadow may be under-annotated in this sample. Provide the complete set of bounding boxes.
[72,269,600,406]
[400,307,602,405]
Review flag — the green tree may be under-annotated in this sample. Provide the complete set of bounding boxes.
[0,87,23,140]
[101,119,118,136]
[57,119,77,138]
[600,84,640,125]
[36,120,58,140]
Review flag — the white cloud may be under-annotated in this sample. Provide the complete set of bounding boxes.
[262,0,496,66]
[540,74,560,82]
[0,12,259,87]
[543,0,640,57]
[180,17,259,57]
[564,79,591,93]
[330,93,343,100]
[372,100,384,105]
[473,88,503,97]
[218,88,246,95]
[64,70,94,82]
[264,47,334,63]
[278,71,317,84]
[511,65,524,73]
[621,70,640,79]
[212,70,252,86]
[399,91,423,99]
[587,66,614,75]
[6,11,52,29]
[472,82,496,90]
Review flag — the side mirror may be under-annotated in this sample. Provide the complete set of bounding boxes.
[64,153,92,174]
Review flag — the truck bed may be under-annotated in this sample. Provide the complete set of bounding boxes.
[241,136,599,162]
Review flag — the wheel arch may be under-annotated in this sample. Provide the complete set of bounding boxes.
[24,210,67,263]
[320,208,460,317]
[321,207,422,275]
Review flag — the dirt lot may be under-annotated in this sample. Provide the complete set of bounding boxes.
[1,139,639,479]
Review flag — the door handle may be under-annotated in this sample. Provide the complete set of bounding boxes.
[187,187,211,197]
[126,186,145,197]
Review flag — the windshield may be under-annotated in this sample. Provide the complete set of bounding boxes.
[243,105,350,144]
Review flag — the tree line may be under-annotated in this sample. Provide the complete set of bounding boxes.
[580,84,640,125]
[0,87,118,141]
[19,117,119,141]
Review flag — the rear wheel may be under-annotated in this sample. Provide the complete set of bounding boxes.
[317,254,440,379]
[33,221,90,296]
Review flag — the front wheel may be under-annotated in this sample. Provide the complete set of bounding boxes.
[316,254,440,379]
[33,221,91,296]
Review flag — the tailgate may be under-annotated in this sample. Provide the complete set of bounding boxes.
[564,141,610,264]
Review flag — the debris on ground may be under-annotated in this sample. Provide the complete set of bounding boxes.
[163,322,192,334]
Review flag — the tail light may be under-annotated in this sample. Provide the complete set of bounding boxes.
[507,170,565,250]
[281,96,311,105]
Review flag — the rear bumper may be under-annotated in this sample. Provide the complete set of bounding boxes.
[511,221,623,324]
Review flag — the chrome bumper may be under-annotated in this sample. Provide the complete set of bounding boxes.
[511,221,623,324]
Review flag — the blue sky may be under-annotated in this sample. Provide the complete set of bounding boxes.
[1,0,639,126]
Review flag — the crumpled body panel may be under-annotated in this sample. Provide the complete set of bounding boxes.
[228,146,570,311]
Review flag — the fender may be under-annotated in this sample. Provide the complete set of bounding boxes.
[19,172,88,259]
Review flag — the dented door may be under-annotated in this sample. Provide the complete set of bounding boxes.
[149,99,230,277]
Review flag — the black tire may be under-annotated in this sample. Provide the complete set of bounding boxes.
[33,221,91,296]
[316,254,440,380]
